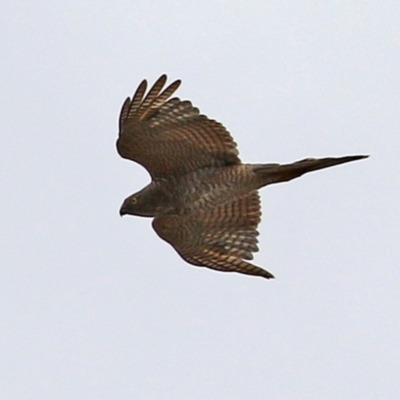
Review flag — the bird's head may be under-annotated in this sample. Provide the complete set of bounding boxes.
[119,184,172,217]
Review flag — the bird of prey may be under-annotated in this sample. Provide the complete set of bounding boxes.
[117,75,367,279]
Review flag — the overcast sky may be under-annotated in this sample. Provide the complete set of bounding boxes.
[1,1,399,399]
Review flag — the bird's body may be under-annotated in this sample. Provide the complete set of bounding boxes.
[117,75,367,279]
[135,164,257,216]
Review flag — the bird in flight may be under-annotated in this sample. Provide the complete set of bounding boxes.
[117,75,367,279]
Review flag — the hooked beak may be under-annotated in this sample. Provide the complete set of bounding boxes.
[119,206,127,217]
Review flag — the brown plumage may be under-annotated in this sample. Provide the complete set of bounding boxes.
[117,75,367,279]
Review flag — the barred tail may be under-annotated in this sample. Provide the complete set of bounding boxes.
[254,155,368,187]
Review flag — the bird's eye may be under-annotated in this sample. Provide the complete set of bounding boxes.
[131,197,138,204]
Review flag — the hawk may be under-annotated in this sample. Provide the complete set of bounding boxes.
[117,75,367,279]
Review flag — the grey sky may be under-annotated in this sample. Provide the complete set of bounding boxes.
[1,1,399,399]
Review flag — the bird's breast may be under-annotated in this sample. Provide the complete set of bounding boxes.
[162,165,256,213]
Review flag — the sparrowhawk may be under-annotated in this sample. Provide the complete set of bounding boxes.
[117,75,367,279]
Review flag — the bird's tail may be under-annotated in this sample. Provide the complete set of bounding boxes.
[253,155,368,187]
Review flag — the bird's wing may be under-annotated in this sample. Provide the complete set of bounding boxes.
[117,75,241,179]
[152,191,274,279]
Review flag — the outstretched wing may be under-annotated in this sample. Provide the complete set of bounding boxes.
[117,75,241,179]
[152,191,274,279]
